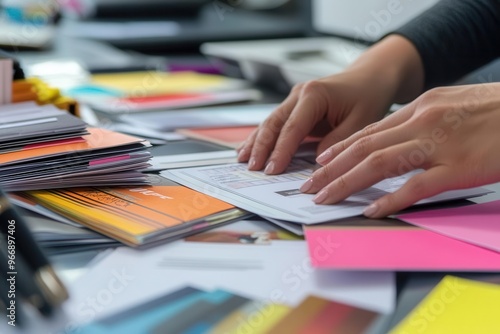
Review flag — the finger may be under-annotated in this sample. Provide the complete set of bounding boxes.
[316,104,415,166]
[310,141,425,204]
[236,128,258,162]
[303,127,415,194]
[316,112,365,155]
[264,83,329,174]
[247,87,300,170]
[364,166,454,218]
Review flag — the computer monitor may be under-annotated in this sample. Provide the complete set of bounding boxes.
[312,0,439,42]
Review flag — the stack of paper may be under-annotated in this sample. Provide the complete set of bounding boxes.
[67,71,260,114]
[0,102,88,153]
[18,176,250,247]
[19,207,119,255]
[0,103,151,191]
[118,104,277,133]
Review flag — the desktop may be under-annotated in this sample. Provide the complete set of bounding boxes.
[2,1,500,333]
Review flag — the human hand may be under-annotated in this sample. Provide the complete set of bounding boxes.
[301,84,500,218]
[236,69,392,174]
[236,35,424,175]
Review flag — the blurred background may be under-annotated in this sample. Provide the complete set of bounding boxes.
[1,0,499,113]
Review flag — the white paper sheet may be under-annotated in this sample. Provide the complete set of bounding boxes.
[162,159,491,224]
[63,239,396,327]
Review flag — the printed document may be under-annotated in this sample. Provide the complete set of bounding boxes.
[162,159,490,224]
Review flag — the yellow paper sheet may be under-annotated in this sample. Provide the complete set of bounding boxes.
[391,276,500,334]
[91,71,228,95]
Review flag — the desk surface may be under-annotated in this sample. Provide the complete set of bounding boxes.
[7,18,500,331]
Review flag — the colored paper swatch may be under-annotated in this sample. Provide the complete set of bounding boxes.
[398,200,500,253]
[305,217,500,271]
[390,276,500,333]
[266,296,380,334]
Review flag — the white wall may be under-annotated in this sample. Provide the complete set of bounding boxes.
[313,0,440,42]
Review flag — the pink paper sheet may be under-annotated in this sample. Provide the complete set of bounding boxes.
[305,227,500,271]
[398,200,500,253]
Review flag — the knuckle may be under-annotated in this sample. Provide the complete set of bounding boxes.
[361,122,379,137]
[413,105,443,125]
[367,150,388,170]
[271,147,294,163]
[405,175,428,198]
[334,175,349,193]
[459,160,484,188]
[418,87,446,105]
[262,115,284,134]
[292,83,304,93]
[253,128,276,149]
[380,193,398,213]
[416,87,451,113]
[281,118,304,138]
[335,139,348,156]
[317,164,333,183]
[350,136,373,160]
[301,80,324,96]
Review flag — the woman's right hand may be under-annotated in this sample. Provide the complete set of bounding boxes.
[236,35,424,175]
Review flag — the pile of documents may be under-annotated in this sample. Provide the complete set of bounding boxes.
[17,175,249,247]
[75,274,496,334]
[0,102,151,191]
[61,220,396,333]
[74,287,388,334]
[67,71,261,114]
[18,206,119,255]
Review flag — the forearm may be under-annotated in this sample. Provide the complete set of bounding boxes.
[347,34,425,104]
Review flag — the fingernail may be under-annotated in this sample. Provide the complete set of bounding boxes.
[363,203,379,217]
[313,189,329,204]
[264,161,275,174]
[300,178,313,193]
[316,149,332,165]
[237,148,247,162]
[248,157,256,170]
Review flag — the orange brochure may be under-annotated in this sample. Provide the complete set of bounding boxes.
[20,176,248,247]
[0,128,147,165]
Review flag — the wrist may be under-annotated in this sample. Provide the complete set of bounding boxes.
[348,34,424,104]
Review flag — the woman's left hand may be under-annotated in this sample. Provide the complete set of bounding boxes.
[300,84,500,218]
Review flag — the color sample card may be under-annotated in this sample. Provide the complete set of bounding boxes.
[399,200,500,253]
[266,296,380,334]
[390,276,500,334]
[305,217,500,271]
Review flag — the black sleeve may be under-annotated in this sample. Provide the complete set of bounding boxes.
[393,0,500,89]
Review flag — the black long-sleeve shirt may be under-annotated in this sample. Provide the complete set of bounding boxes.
[393,0,500,89]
